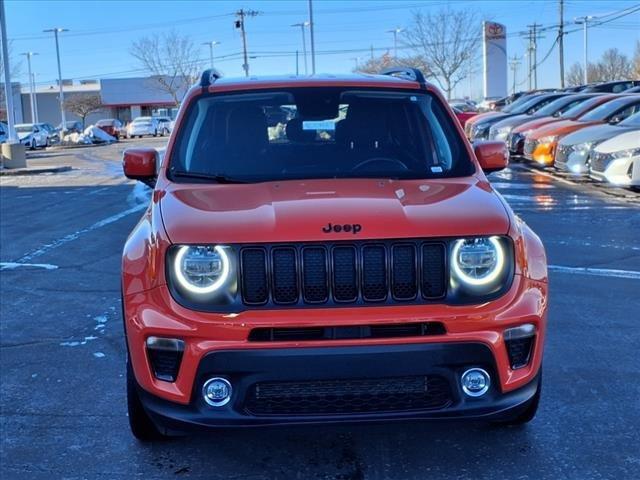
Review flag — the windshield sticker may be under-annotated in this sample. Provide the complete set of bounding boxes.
[303,120,336,131]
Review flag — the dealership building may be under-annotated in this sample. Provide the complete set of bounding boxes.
[15,75,187,127]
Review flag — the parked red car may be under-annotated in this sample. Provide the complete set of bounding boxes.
[122,68,548,440]
[95,118,123,140]
[452,107,477,127]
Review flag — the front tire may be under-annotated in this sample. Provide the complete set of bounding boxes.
[127,358,168,442]
[153,129,157,137]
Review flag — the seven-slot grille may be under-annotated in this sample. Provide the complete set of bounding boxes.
[523,138,538,158]
[240,241,446,307]
[554,144,572,168]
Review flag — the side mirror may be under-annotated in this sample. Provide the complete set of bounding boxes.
[609,116,622,125]
[123,148,157,187]
[474,140,509,174]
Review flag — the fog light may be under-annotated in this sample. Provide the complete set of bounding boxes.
[504,324,536,369]
[145,337,184,382]
[461,368,490,397]
[203,377,232,407]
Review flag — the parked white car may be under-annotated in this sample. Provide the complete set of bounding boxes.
[589,130,640,188]
[127,117,161,138]
[154,116,172,136]
[15,123,49,149]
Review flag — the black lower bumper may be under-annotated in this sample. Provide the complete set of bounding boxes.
[137,343,540,430]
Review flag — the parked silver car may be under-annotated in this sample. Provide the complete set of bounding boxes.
[15,123,49,149]
[127,117,161,138]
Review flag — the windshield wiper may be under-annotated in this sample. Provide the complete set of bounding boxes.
[170,170,249,184]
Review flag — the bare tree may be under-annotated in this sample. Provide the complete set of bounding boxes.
[634,40,640,78]
[130,30,200,106]
[355,51,432,76]
[63,94,103,128]
[402,8,480,99]
[566,48,633,86]
[596,48,632,81]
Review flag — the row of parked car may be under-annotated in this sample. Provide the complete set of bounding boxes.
[0,115,175,150]
[450,80,640,190]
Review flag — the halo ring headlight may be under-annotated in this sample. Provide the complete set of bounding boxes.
[174,245,230,294]
[451,236,505,286]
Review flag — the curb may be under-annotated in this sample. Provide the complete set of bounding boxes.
[0,166,73,176]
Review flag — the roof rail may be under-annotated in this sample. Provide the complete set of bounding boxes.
[200,68,223,88]
[380,67,426,87]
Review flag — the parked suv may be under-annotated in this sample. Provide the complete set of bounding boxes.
[122,68,548,440]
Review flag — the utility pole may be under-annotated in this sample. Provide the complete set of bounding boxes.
[20,52,39,123]
[291,22,309,75]
[295,50,299,75]
[509,56,521,95]
[202,41,220,69]
[351,57,360,71]
[575,16,593,84]
[370,45,374,60]
[0,0,17,142]
[308,0,316,74]
[43,27,68,130]
[526,23,543,90]
[558,0,565,88]
[235,9,259,77]
[387,27,404,58]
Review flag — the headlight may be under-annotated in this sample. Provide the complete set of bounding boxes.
[538,135,557,145]
[494,126,513,140]
[571,141,593,155]
[449,236,514,301]
[611,147,640,159]
[168,245,237,305]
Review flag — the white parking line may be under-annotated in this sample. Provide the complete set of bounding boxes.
[15,203,147,263]
[0,262,58,271]
[549,265,640,280]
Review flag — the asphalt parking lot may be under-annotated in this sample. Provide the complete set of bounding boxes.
[1,138,639,480]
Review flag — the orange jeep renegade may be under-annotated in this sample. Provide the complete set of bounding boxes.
[122,68,548,440]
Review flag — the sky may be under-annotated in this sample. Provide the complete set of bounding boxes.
[4,0,640,100]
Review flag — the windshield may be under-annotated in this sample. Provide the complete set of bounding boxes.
[535,96,590,117]
[502,94,537,113]
[579,98,640,122]
[15,125,32,133]
[170,88,474,183]
[619,111,640,127]
[133,117,151,124]
[560,96,606,118]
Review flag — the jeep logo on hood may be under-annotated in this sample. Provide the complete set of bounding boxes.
[322,223,362,234]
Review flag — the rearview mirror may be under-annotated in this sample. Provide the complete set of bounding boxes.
[609,115,623,124]
[474,140,509,174]
[123,148,157,187]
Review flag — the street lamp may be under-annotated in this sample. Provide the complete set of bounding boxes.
[202,41,220,69]
[574,16,594,84]
[43,27,69,132]
[291,22,310,75]
[20,52,39,123]
[387,27,404,58]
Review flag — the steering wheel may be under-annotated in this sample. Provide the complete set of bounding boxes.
[351,157,409,172]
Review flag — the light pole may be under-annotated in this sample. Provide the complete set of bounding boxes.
[291,22,309,75]
[574,16,593,84]
[43,27,68,131]
[0,0,17,142]
[307,0,316,74]
[202,41,220,69]
[20,52,39,123]
[387,27,404,58]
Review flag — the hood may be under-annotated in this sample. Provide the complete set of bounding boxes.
[492,113,539,130]
[475,113,511,128]
[528,119,600,140]
[513,116,559,134]
[595,129,640,153]
[467,111,503,126]
[16,132,31,140]
[160,178,511,244]
[558,124,632,147]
